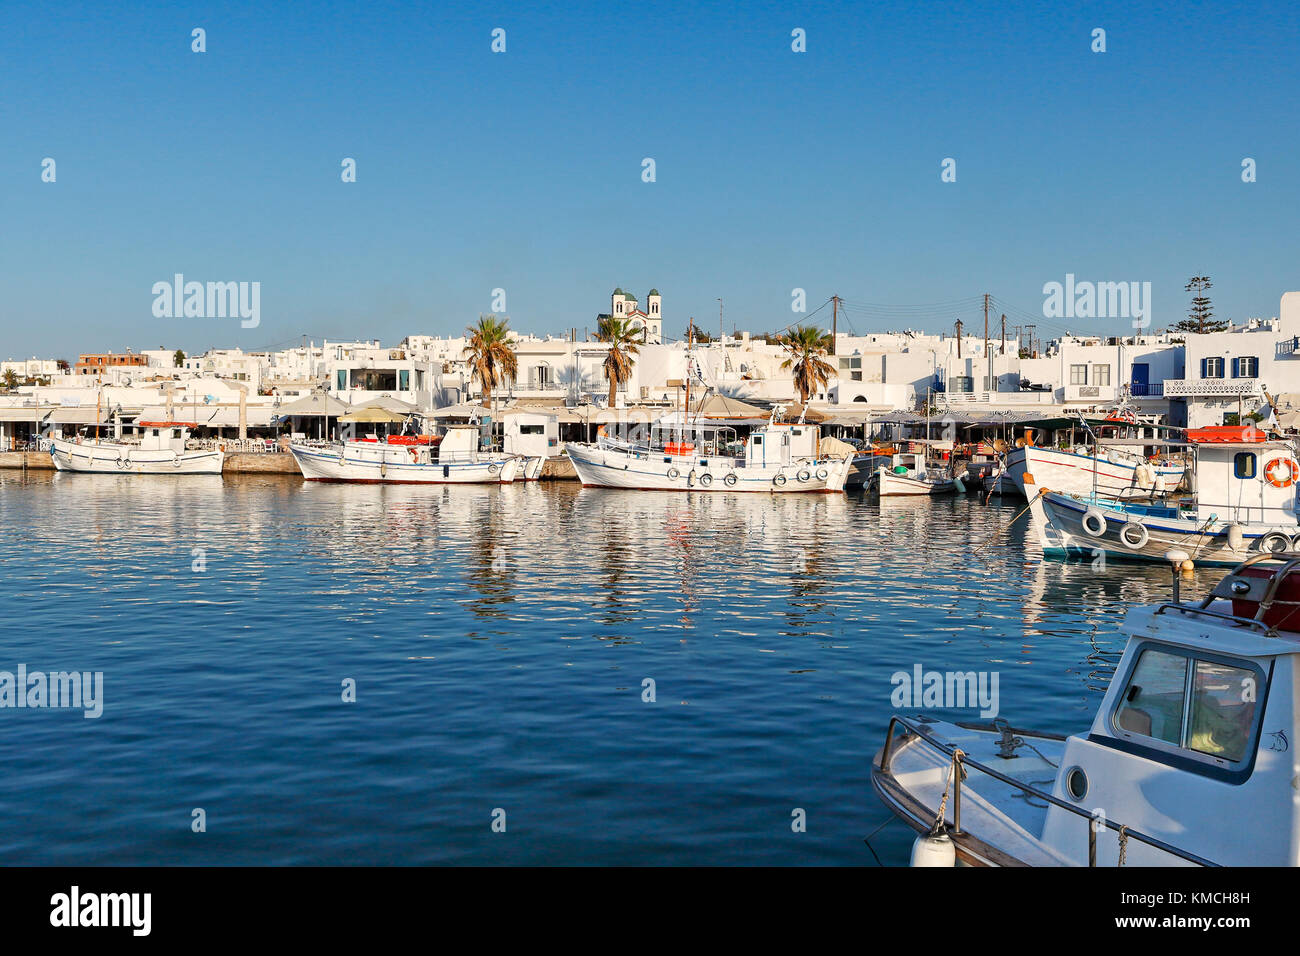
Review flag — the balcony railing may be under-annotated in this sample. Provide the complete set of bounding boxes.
[1162,378,1260,398]
[1130,382,1164,397]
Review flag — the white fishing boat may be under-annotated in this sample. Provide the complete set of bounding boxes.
[873,551,1300,866]
[1028,426,1300,566]
[870,451,963,497]
[1005,408,1189,499]
[50,422,224,475]
[290,425,521,484]
[565,420,852,493]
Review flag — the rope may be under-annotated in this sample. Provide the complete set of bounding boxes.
[1118,825,1129,866]
[931,748,966,833]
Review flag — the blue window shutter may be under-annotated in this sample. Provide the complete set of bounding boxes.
[1231,357,1239,377]
[1199,357,1207,378]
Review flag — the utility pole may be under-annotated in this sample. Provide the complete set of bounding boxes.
[717,298,724,343]
[1001,315,1007,355]
[955,319,964,359]
[983,293,990,392]
[831,295,841,355]
[1025,324,1037,357]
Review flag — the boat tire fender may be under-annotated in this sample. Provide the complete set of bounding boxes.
[1119,520,1149,550]
[724,472,738,486]
[1082,507,1107,537]
[1261,531,1292,553]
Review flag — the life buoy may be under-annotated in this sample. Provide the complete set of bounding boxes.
[667,466,680,480]
[699,473,713,487]
[1260,531,1292,553]
[1291,533,1300,552]
[487,462,500,474]
[116,456,128,469]
[1081,507,1107,537]
[1265,458,1298,488]
[815,467,828,480]
[797,469,811,483]
[724,472,738,486]
[773,473,787,487]
[1119,521,1149,550]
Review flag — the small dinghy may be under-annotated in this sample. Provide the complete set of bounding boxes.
[870,452,963,497]
[873,551,1300,866]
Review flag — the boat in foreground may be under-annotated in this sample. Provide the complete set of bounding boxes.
[566,421,852,493]
[873,551,1300,866]
[290,425,521,484]
[50,422,224,475]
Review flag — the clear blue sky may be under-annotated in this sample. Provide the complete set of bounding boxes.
[2,0,1297,358]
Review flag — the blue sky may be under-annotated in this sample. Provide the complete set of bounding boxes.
[2,0,1297,358]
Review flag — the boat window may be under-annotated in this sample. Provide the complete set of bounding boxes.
[1233,453,1256,479]
[1115,649,1187,745]
[1111,644,1266,769]
[1189,661,1257,762]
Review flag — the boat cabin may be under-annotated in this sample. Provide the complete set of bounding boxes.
[1041,554,1300,865]
[503,412,559,460]
[1187,428,1299,525]
[135,421,193,452]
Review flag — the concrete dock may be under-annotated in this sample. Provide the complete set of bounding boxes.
[2,450,578,479]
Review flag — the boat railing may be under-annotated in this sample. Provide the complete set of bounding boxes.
[878,714,1219,867]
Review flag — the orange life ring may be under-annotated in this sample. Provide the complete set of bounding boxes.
[1265,457,1297,488]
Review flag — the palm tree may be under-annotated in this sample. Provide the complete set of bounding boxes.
[597,316,641,407]
[463,314,518,408]
[1,369,18,391]
[779,325,835,403]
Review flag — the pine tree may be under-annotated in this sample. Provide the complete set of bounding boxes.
[1172,276,1228,333]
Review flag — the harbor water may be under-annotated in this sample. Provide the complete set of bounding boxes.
[0,472,1197,865]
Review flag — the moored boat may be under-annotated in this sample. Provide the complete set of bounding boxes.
[50,422,224,475]
[1028,427,1299,565]
[289,425,521,484]
[870,451,963,497]
[565,421,852,493]
[873,552,1300,866]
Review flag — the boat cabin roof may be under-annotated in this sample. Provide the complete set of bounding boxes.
[1120,555,1300,658]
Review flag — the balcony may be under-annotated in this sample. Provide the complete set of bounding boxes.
[1161,378,1260,398]
[1130,382,1164,397]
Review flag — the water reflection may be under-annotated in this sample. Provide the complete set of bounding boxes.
[0,472,1228,865]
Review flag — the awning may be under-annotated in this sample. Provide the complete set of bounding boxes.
[339,407,408,424]
[136,404,276,427]
[46,407,113,424]
[274,393,350,417]
[0,407,43,422]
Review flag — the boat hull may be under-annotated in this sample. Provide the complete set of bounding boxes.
[290,444,520,484]
[1031,491,1300,565]
[565,443,850,493]
[1007,445,1186,499]
[49,438,224,475]
[874,470,957,497]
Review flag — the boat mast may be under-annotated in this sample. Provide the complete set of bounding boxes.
[684,319,694,439]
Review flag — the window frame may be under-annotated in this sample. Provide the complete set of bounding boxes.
[1070,364,1088,385]
[1107,642,1268,775]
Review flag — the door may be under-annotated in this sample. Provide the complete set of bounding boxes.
[1131,362,1149,396]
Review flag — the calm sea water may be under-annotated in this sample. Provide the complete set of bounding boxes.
[0,471,1204,865]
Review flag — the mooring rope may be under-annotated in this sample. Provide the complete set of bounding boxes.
[931,748,967,833]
